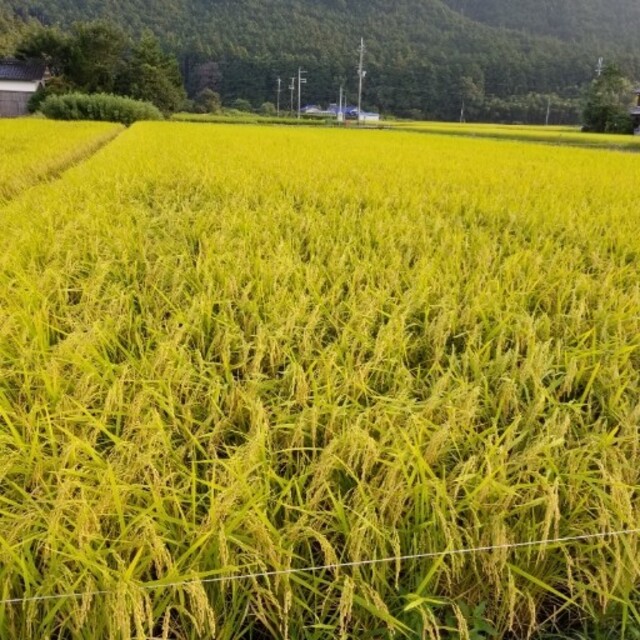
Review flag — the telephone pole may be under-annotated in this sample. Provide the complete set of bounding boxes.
[545,95,551,126]
[357,38,366,124]
[297,67,307,120]
[276,77,282,117]
[338,85,344,123]
[289,76,296,115]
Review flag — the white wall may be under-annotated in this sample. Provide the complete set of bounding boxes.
[0,80,40,93]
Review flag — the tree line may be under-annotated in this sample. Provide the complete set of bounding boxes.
[14,21,185,114]
[3,4,638,126]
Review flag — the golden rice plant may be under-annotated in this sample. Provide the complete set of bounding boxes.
[0,122,638,639]
[0,118,122,203]
[386,119,640,151]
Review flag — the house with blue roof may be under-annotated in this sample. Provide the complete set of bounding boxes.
[327,104,381,122]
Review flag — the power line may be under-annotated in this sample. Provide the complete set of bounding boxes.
[1,527,638,607]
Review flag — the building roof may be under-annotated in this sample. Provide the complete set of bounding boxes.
[0,58,47,82]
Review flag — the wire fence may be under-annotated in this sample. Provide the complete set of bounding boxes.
[1,527,638,607]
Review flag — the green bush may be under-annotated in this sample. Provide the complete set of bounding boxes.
[40,93,163,125]
[28,76,70,114]
[231,98,253,112]
[259,101,276,116]
[193,88,222,114]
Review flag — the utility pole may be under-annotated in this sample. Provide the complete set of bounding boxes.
[459,98,465,123]
[289,76,296,115]
[596,57,604,77]
[338,85,344,123]
[357,38,366,124]
[545,95,551,126]
[297,67,307,120]
[276,77,282,117]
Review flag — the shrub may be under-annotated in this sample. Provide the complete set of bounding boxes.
[27,76,70,114]
[259,101,276,116]
[40,92,163,125]
[231,98,253,112]
[194,88,222,114]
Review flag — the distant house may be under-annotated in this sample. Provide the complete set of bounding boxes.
[328,105,381,122]
[300,105,324,115]
[358,111,380,123]
[306,103,382,122]
[0,59,48,118]
[632,88,640,135]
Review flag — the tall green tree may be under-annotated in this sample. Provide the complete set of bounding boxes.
[15,25,70,77]
[66,21,127,93]
[14,21,185,114]
[117,32,186,114]
[0,10,29,55]
[582,65,635,133]
[15,21,126,92]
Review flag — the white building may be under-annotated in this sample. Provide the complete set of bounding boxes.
[358,111,381,123]
[0,59,47,118]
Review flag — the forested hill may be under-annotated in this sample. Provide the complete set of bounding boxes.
[442,0,640,50]
[1,0,639,122]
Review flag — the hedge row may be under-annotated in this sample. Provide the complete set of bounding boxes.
[40,93,163,126]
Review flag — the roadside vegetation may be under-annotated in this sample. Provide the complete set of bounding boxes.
[0,122,638,638]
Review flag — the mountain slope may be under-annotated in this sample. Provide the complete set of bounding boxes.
[1,0,639,121]
[442,0,640,50]
[5,0,639,46]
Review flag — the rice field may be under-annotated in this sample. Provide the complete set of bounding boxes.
[386,120,640,151]
[0,122,639,639]
[0,119,123,203]
[387,121,579,132]
[172,112,330,126]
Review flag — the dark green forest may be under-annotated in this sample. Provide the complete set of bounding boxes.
[1,0,639,122]
[442,0,640,49]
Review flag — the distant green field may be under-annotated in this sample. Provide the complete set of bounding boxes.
[387,121,578,132]
[172,112,331,126]
[387,120,640,150]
